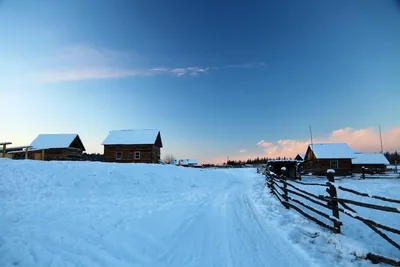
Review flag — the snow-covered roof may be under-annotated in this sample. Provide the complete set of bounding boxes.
[30,134,81,150]
[102,129,160,145]
[297,153,305,159]
[309,143,355,159]
[352,153,390,165]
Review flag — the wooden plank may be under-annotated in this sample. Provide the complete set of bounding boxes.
[338,186,400,204]
[322,196,400,214]
[285,187,331,209]
[366,253,400,267]
[288,196,340,224]
[339,207,400,235]
[287,203,339,233]
[291,180,329,187]
[364,223,400,251]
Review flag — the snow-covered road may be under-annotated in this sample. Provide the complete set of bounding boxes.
[147,177,312,267]
[0,160,314,267]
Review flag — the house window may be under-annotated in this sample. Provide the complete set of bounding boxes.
[116,152,122,160]
[330,160,338,169]
[134,151,140,160]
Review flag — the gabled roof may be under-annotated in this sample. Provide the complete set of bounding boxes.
[296,153,306,160]
[352,153,390,165]
[30,134,85,151]
[102,129,162,146]
[308,143,355,159]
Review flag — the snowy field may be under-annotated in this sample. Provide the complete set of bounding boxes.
[1,159,315,267]
[1,159,398,267]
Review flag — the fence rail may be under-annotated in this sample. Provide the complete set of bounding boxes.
[264,170,400,266]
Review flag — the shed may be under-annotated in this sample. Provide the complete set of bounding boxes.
[267,160,301,179]
[102,129,162,163]
[352,153,390,174]
[13,134,86,161]
[303,143,355,176]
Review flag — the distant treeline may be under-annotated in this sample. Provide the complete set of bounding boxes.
[227,157,293,166]
[384,151,399,165]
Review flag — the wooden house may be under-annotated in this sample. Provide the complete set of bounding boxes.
[352,153,390,174]
[12,134,85,161]
[102,129,162,163]
[303,143,355,176]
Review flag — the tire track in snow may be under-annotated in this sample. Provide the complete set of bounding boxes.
[145,177,317,267]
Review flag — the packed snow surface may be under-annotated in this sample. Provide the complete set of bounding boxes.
[1,159,315,267]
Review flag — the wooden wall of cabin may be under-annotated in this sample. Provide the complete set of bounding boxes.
[304,159,352,175]
[103,144,160,163]
[41,148,83,161]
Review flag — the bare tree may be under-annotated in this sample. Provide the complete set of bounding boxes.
[163,154,176,164]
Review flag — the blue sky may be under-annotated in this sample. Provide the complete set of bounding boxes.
[0,0,399,163]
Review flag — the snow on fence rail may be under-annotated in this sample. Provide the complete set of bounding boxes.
[265,171,400,267]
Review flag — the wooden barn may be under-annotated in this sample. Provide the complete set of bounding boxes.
[352,153,390,174]
[12,134,85,161]
[102,129,162,163]
[303,143,355,176]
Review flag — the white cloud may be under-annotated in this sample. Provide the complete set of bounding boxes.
[239,149,247,153]
[257,140,273,148]
[30,45,265,83]
[255,127,400,159]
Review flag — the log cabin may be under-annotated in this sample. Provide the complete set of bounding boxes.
[102,129,162,163]
[352,153,390,174]
[12,134,85,161]
[303,143,355,176]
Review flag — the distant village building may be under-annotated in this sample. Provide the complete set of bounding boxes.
[303,143,354,176]
[12,134,85,161]
[352,153,390,174]
[102,129,162,163]
[295,153,305,161]
[178,159,202,168]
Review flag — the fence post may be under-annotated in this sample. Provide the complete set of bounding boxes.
[327,169,341,233]
[361,166,366,179]
[281,167,290,209]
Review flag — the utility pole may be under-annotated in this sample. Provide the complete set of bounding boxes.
[379,125,383,154]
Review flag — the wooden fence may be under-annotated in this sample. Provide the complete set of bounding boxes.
[263,170,400,266]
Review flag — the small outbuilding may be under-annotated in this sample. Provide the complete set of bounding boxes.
[295,153,305,161]
[267,160,302,179]
[102,129,162,163]
[352,153,390,174]
[12,134,86,161]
